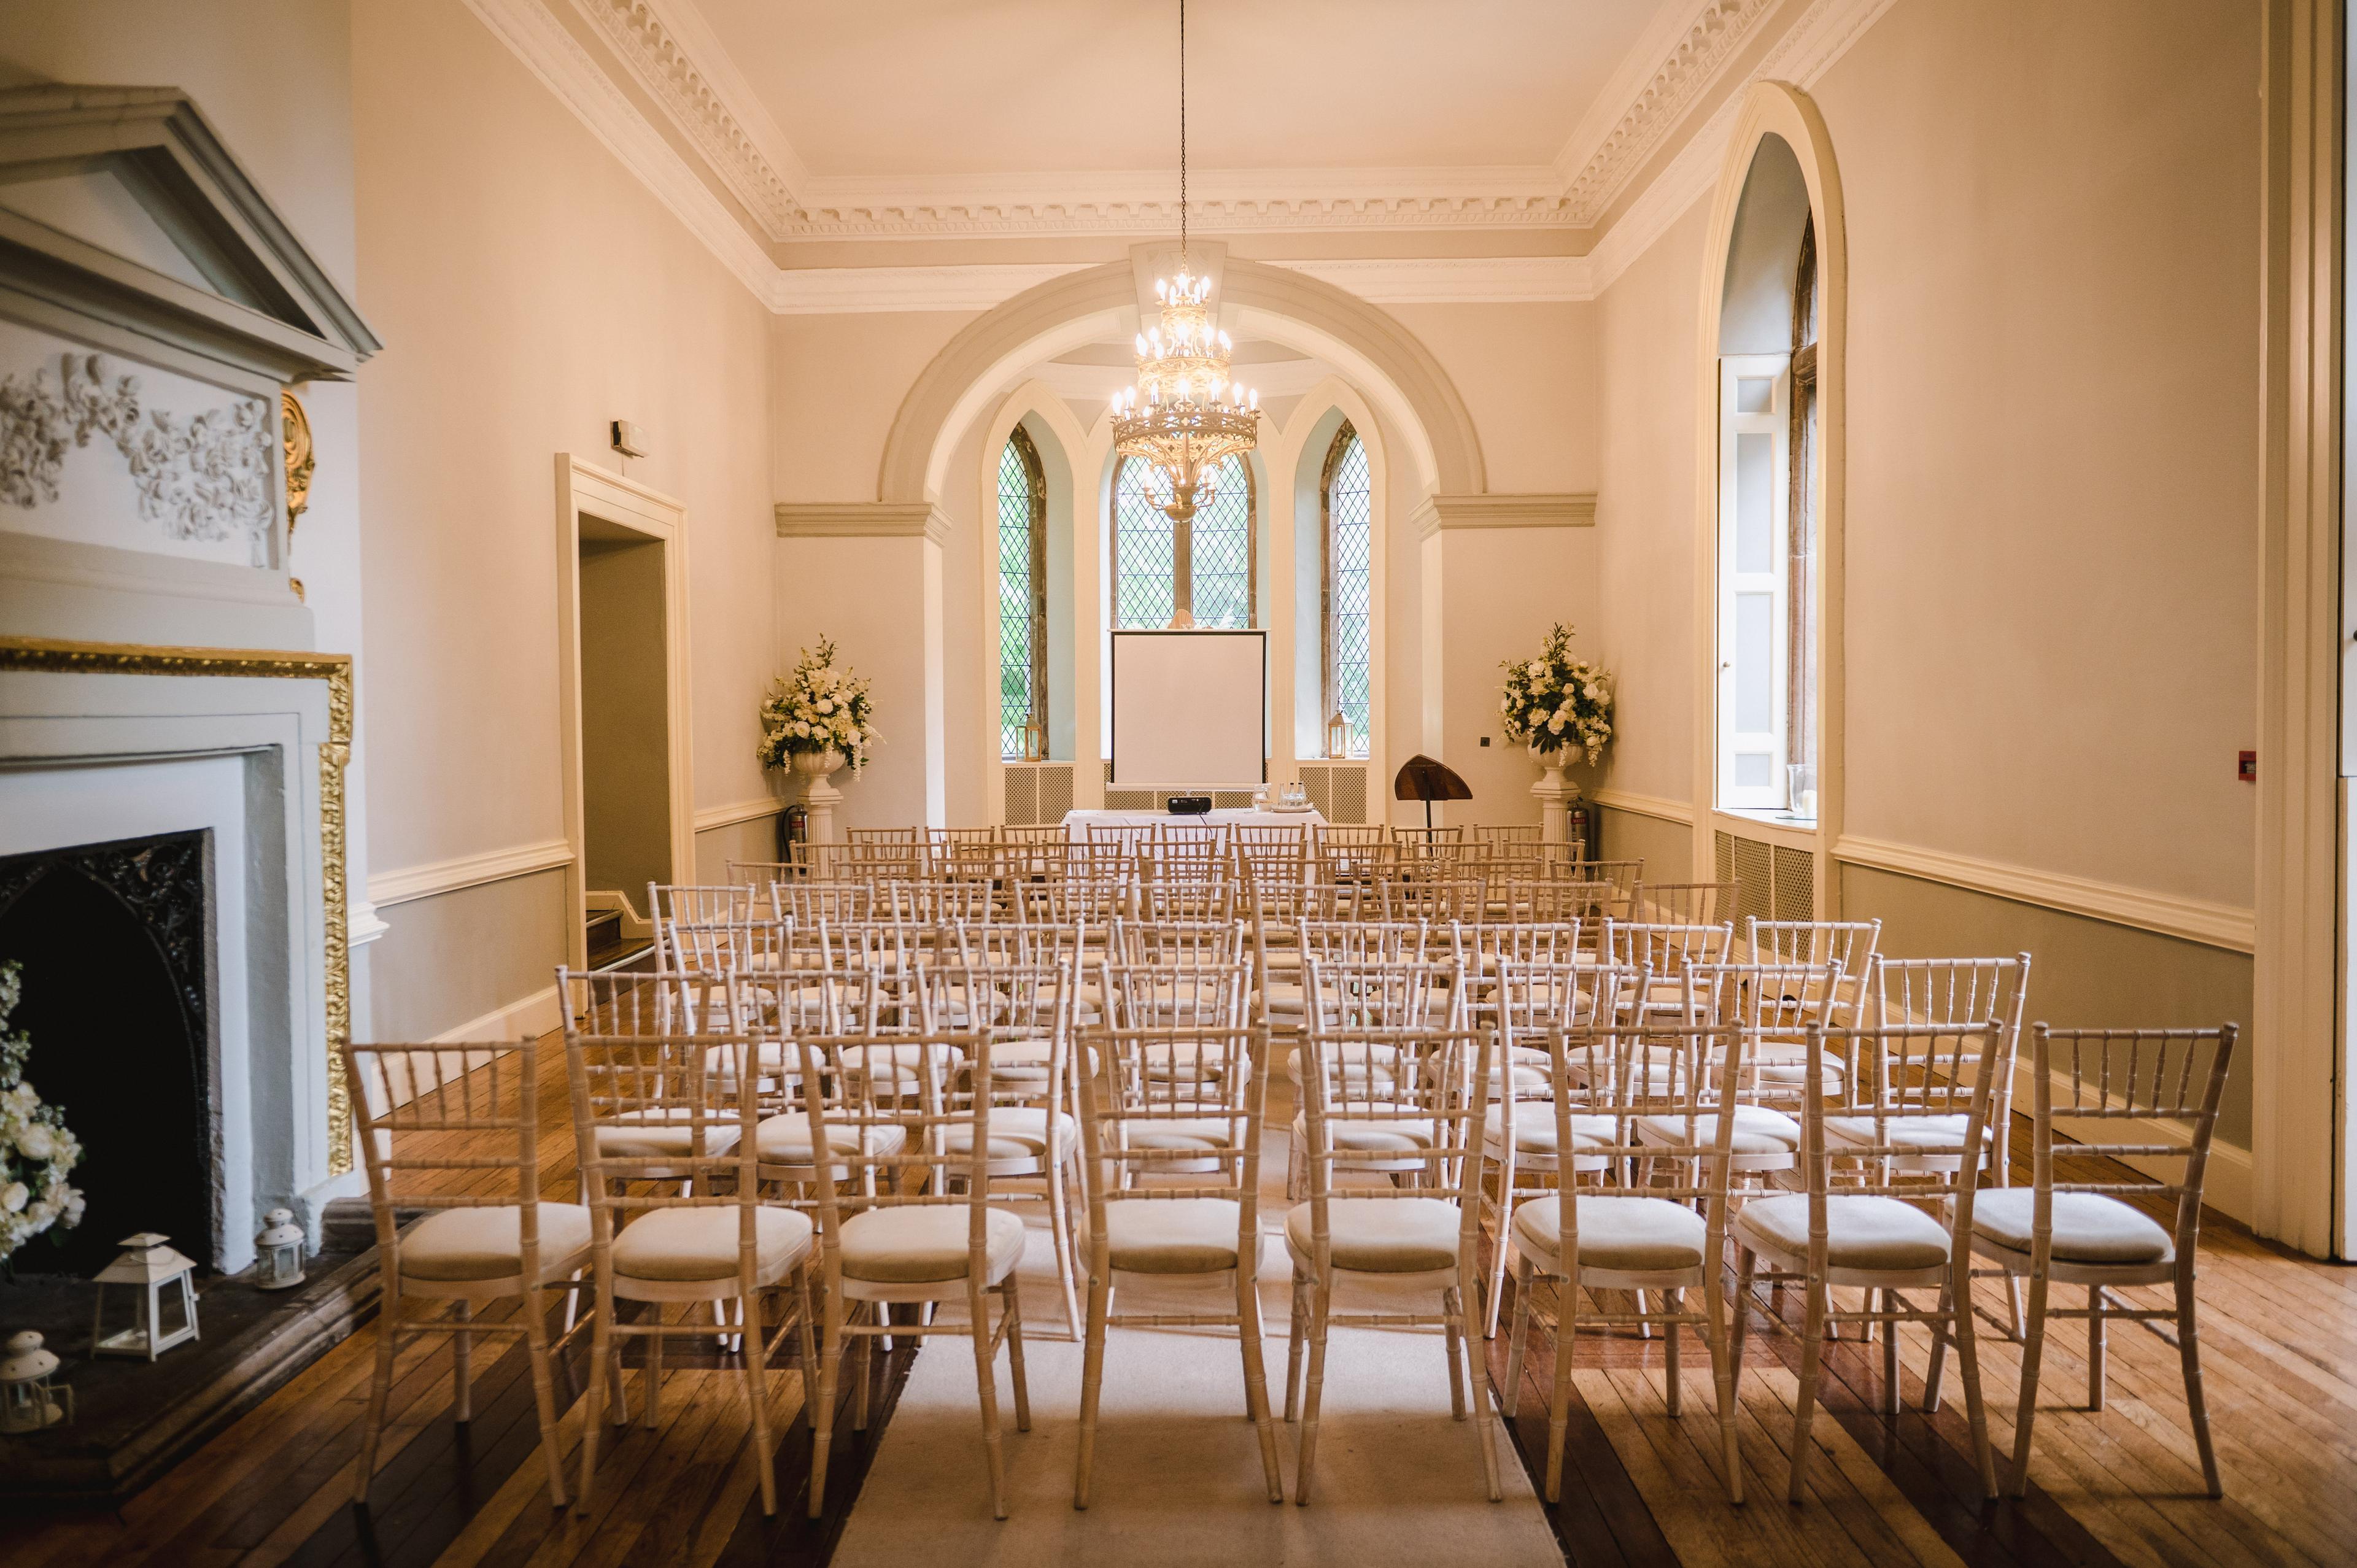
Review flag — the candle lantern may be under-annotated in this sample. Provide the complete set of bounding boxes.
[1325,711,1351,760]
[255,1208,307,1291]
[0,1331,71,1433]
[91,1234,201,1360]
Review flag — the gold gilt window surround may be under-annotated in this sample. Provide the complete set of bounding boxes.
[0,635,356,1175]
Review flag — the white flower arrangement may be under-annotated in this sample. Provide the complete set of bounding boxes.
[758,636,878,776]
[0,962,83,1264]
[1498,622,1615,766]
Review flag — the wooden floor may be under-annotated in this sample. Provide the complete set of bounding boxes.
[6,1037,2351,1568]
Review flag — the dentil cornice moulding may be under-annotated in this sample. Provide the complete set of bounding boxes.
[770,255,1596,315]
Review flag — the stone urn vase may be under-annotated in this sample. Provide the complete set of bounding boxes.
[1528,743,1580,848]
[789,749,848,845]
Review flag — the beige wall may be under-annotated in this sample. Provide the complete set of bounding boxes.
[351,0,776,1023]
[1431,525,1600,825]
[368,871,568,1043]
[770,312,971,502]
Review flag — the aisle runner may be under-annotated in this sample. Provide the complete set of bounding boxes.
[829,1092,1565,1567]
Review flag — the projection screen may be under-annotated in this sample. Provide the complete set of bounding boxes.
[1109,630,1267,786]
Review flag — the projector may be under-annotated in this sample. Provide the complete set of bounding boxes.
[1166,795,1213,816]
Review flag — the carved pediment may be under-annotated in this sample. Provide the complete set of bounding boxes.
[0,84,379,384]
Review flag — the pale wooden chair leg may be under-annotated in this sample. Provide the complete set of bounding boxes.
[452,1299,473,1423]
[1042,1159,1083,1338]
[2175,1267,2223,1497]
[1484,1157,1518,1338]
[352,1316,400,1505]
[1073,1272,1111,1509]
[791,1270,819,1397]
[1237,1262,1287,1504]
[1442,1284,1469,1421]
[2004,1274,2026,1342]
[1921,1278,1953,1413]
[807,1284,845,1520]
[521,1284,570,1508]
[576,1294,614,1516]
[1728,1247,1754,1392]
[1502,1256,1534,1419]
[1881,1288,1902,1416]
[971,1284,1010,1521]
[1002,1278,1032,1432]
[1951,1263,2000,1499]
[852,1316,875,1432]
[1701,1268,1743,1506]
[1663,1287,1684,1418]
[1786,1273,1826,1505]
[2086,1284,2107,1412]
[738,1291,780,1516]
[1292,1272,1334,1505]
[1283,1267,1308,1422]
[1544,1270,1578,1505]
[1460,1264,1503,1502]
[2007,1264,2051,1497]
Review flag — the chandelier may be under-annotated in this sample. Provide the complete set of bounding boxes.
[1110,0,1259,626]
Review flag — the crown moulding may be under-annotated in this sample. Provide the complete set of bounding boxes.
[556,0,1781,239]
[774,502,951,545]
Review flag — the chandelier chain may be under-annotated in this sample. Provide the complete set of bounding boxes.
[1178,0,1187,257]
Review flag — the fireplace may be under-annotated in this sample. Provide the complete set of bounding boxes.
[0,832,215,1275]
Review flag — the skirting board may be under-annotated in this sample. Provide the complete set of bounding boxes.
[430,983,562,1047]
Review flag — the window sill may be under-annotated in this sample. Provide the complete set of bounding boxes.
[1716,804,1819,831]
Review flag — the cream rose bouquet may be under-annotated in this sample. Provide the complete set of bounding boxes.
[758,636,878,776]
[1499,622,1615,765]
[0,962,83,1264]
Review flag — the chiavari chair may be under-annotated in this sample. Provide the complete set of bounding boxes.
[1375,869,1487,925]
[565,1014,819,1517]
[1268,917,1433,1065]
[1968,1023,2239,1498]
[1085,822,1161,859]
[792,1026,1030,1520]
[1730,1020,2005,1502]
[1137,838,1236,921]
[1472,823,1542,849]
[648,882,757,976]
[1071,1018,1284,1507]
[1574,858,1646,919]
[1287,978,1503,1505]
[1604,920,1736,1016]
[1848,954,2033,1179]
[1476,960,1630,1335]
[1282,960,1466,1204]
[1312,822,1392,888]
[561,970,747,1195]
[665,919,818,1091]
[1039,841,1137,926]
[1500,1017,1749,1504]
[345,1037,589,1510]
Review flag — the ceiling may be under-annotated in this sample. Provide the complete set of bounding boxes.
[689,0,1666,179]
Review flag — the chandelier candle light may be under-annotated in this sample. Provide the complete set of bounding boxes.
[1110,0,1261,629]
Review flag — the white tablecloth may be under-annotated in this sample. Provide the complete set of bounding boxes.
[1059,806,1325,841]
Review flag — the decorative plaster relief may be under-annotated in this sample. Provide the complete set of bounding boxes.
[0,324,274,569]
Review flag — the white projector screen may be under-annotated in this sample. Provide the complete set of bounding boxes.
[1110,630,1266,786]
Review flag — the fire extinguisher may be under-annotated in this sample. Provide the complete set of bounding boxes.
[1565,794,1596,860]
[779,804,808,860]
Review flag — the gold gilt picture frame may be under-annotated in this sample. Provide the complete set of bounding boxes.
[0,636,357,1175]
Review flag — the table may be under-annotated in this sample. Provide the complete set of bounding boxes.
[1059,806,1326,841]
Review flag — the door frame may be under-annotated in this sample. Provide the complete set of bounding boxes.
[554,454,696,972]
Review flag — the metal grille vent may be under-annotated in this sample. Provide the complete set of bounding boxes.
[1732,836,1774,925]
[1331,767,1367,824]
[1713,831,1735,884]
[1004,767,1037,825]
[1038,765,1074,821]
[1773,844,1816,921]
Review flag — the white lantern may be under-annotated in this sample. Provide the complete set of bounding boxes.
[90,1233,201,1360]
[255,1208,306,1291]
[0,1330,71,1432]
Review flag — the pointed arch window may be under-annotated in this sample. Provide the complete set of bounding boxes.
[997,425,1048,758]
[1112,452,1255,630]
[1320,423,1372,757]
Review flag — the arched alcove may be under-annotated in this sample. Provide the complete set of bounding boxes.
[1690,81,1848,916]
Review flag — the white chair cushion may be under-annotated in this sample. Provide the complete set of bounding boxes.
[1511,1195,1708,1275]
[1824,1113,1987,1156]
[1959,1189,2175,1266]
[838,1205,1028,1286]
[752,1114,906,1164]
[988,1038,1096,1078]
[1285,1196,1461,1274]
[594,1111,743,1162]
[1121,1115,1243,1153]
[1734,1194,1954,1272]
[1485,1105,1616,1156]
[401,1203,592,1283]
[1296,1113,1439,1155]
[1634,1106,1802,1155]
[940,1106,1078,1161]
[1143,1041,1232,1080]
[1105,1198,1245,1274]
[702,1040,803,1087]
[1283,1046,1401,1089]
[609,1205,813,1284]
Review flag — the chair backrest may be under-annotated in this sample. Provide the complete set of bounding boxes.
[1604,920,1736,976]
[724,859,795,890]
[1453,919,1585,973]
[2029,1023,2239,1254]
[1139,842,1236,921]
[1086,822,1161,857]
[344,1038,542,1275]
[1075,1020,1268,1229]
[929,825,999,851]
[1473,824,1542,846]
[1296,986,1491,1262]
[1111,916,1245,967]
[1376,871,1488,924]
[1677,960,1843,1032]
[773,879,873,927]
[1533,1019,1745,1256]
[562,966,734,1038]
[1234,822,1311,858]
[1870,953,2030,1031]
[1161,822,1232,854]
[1802,1022,2005,1222]
[1304,956,1464,1033]
[1482,871,1616,926]
[788,1027,1001,1269]
[1747,917,1881,972]
[1098,957,1254,1033]
[1490,959,1630,1055]
[1296,916,1431,965]
[850,826,925,848]
[648,883,756,971]
[1634,881,1738,926]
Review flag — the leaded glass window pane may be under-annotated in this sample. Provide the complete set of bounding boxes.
[1191,454,1253,630]
[998,430,1046,757]
[1326,428,1372,757]
[1113,458,1175,630]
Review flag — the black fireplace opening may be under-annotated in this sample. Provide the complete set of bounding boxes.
[0,831,214,1275]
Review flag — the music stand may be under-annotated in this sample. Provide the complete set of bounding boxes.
[1393,753,1472,832]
